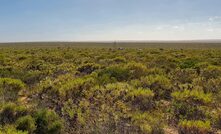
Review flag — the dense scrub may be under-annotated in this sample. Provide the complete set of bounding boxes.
[0,47,221,133]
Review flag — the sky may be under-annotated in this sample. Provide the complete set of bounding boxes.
[0,0,221,42]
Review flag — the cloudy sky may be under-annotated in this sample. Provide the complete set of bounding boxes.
[0,0,221,42]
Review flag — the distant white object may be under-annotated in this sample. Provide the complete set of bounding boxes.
[118,47,124,50]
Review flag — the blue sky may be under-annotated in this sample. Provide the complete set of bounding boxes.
[0,0,221,42]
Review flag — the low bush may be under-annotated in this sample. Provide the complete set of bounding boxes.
[140,75,172,100]
[172,89,212,105]
[178,120,211,134]
[97,63,148,84]
[151,55,178,73]
[97,66,130,84]
[38,74,95,102]
[34,109,64,134]
[0,125,28,134]
[171,69,198,84]
[0,103,28,125]
[112,56,126,63]
[146,67,165,75]
[16,115,36,133]
[131,112,164,134]
[0,78,25,102]
[171,89,212,122]
[26,60,48,71]
[213,111,221,129]
[22,71,44,86]
[179,58,199,69]
[126,62,148,79]
[59,77,95,99]
[127,88,154,111]
[77,63,100,74]
[201,65,221,79]
[170,101,206,122]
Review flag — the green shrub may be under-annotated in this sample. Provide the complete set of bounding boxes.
[83,83,133,111]
[77,63,100,74]
[126,62,148,79]
[0,125,28,134]
[16,115,36,133]
[129,79,142,88]
[26,60,48,71]
[172,89,212,105]
[0,67,24,79]
[141,75,171,88]
[171,89,212,122]
[38,74,95,101]
[151,55,178,73]
[58,77,94,99]
[201,65,221,79]
[170,101,206,122]
[127,88,154,111]
[112,56,126,63]
[213,111,221,129]
[178,120,211,134]
[98,66,130,84]
[193,77,221,93]
[171,69,198,84]
[140,75,172,100]
[62,98,91,126]
[96,83,133,101]
[79,83,134,133]
[47,121,64,134]
[0,103,17,125]
[179,58,199,69]
[0,78,25,102]
[34,109,63,134]
[146,68,165,75]
[0,103,28,125]
[22,70,44,85]
[131,112,164,134]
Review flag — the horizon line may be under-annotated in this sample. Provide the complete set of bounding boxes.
[1,39,221,44]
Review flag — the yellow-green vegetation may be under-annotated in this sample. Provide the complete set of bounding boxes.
[0,46,221,133]
[0,125,28,134]
[178,120,211,134]
[172,89,212,104]
[0,78,25,102]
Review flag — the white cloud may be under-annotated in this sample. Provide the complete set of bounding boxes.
[71,16,221,41]
[156,26,163,30]
[209,16,221,22]
[172,25,185,31]
[207,28,214,32]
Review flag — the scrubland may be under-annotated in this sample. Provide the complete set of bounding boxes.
[0,43,221,134]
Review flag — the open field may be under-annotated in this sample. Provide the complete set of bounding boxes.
[0,43,221,134]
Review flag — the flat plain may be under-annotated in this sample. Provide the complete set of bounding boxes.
[0,42,221,134]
